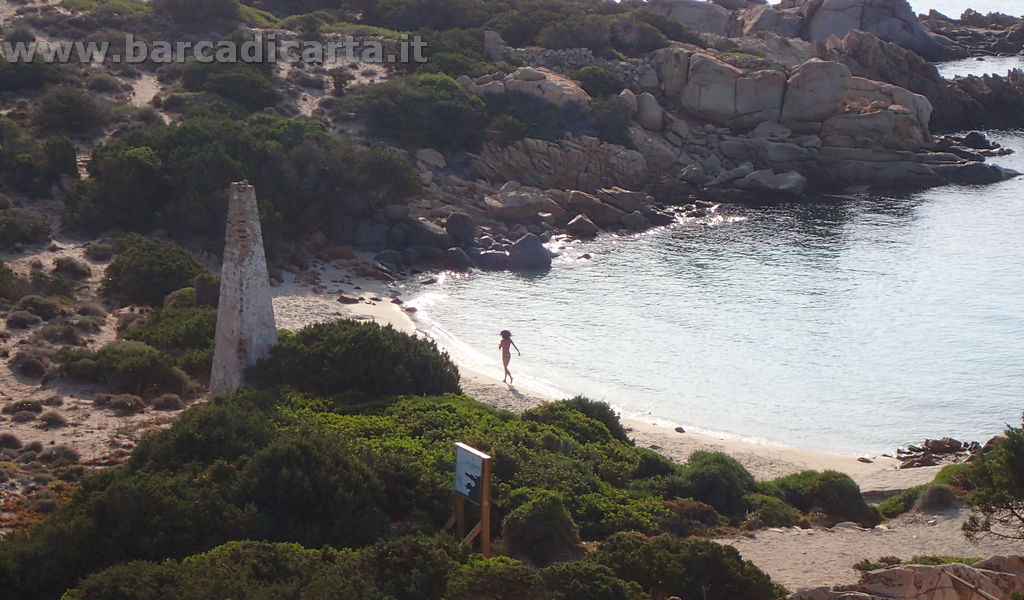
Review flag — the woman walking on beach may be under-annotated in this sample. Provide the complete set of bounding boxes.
[499,330,520,384]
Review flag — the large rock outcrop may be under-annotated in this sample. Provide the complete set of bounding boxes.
[457,67,591,108]
[651,0,732,36]
[681,53,786,127]
[797,556,1024,600]
[786,0,962,61]
[471,135,648,192]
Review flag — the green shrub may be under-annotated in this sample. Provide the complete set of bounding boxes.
[632,9,706,47]
[933,463,973,489]
[358,534,465,600]
[560,395,631,443]
[0,56,66,91]
[681,451,756,519]
[129,392,275,471]
[32,85,105,134]
[588,532,781,600]
[541,561,646,600]
[236,433,390,548]
[58,340,191,396]
[84,242,114,261]
[502,490,582,566]
[913,484,957,513]
[877,485,924,519]
[587,96,632,145]
[358,73,489,150]
[570,65,626,98]
[658,499,722,537]
[523,402,615,445]
[744,493,799,527]
[182,62,280,112]
[446,556,546,600]
[152,0,240,26]
[771,470,876,526]
[0,207,51,249]
[120,305,216,356]
[103,235,205,305]
[53,257,91,280]
[251,319,461,397]
[13,295,63,320]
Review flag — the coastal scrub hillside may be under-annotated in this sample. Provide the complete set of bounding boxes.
[0,318,896,599]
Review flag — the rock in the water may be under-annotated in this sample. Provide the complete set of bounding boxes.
[566,214,599,238]
[475,250,509,270]
[446,247,472,271]
[620,210,650,231]
[405,219,453,249]
[445,212,475,247]
[507,233,552,271]
[734,169,808,198]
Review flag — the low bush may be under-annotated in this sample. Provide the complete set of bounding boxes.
[771,470,877,526]
[58,340,191,396]
[932,462,973,489]
[5,310,42,329]
[570,65,626,98]
[541,561,646,600]
[53,257,91,280]
[102,236,205,305]
[38,410,67,428]
[13,295,63,320]
[10,349,51,377]
[251,319,461,397]
[151,394,184,411]
[0,433,23,449]
[357,73,489,150]
[502,490,582,566]
[523,402,615,445]
[0,207,51,249]
[182,62,280,112]
[32,85,106,134]
[745,492,799,527]
[84,242,114,261]
[680,451,756,519]
[913,484,958,513]
[658,499,722,537]
[877,485,924,519]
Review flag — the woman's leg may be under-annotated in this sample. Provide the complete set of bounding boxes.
[502,352,512,383]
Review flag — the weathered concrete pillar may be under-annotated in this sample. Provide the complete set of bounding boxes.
[209,181,277,395]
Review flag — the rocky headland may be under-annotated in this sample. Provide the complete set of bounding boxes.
[329,0,1024,276]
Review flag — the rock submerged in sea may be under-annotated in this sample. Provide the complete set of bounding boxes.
[507,233,552,271]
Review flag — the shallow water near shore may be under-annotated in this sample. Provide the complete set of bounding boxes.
[408,131,1024,456]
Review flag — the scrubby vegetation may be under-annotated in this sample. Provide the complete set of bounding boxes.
[964,416,1024,541]
[101,235,205,305]
[0,319,800,599]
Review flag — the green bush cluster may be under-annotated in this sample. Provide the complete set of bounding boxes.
[31,85,107,135]
[181,61,281,112]
[119,304,217,379]
[357,73,489,150]
[0,205,51,249]
[0,261,73,303]
[102,235,205,305]
[0,119,77,198]
[570,65,626,98]
[764,470,879,527]
[64,113,419,242]
[0,56,67,92]
[252,319,462,397]
[57,340,192,396]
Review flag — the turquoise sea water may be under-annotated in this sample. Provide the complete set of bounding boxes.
[405,28,1024,457]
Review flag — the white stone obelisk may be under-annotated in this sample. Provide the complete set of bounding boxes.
[209,181,277,395]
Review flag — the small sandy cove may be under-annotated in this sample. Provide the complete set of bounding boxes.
[275,259,1023,593]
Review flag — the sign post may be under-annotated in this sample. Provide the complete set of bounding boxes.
[445,442,492,556]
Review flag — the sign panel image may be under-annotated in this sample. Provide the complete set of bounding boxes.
[454,442,489,503]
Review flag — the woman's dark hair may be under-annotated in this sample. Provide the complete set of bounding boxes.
[500,330,512,339]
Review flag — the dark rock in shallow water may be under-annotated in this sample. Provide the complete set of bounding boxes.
[405,218,454,249]
[475,250,509,270]
[507,233,552,271]
[445,212,475,247]
[446,247,472,271]
[932,162,1020,185]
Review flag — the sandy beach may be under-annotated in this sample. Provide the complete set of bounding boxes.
[275,257,939,493]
